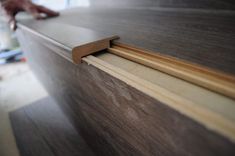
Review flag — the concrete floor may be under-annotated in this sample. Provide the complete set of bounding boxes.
[0,62,48,156]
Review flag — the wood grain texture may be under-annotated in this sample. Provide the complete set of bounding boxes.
[16,28,235,156]
[83,55,235,142]
[18,5,235,75]
[10,96,95,156]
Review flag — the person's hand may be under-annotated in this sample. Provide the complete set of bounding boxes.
[0,0,59,30]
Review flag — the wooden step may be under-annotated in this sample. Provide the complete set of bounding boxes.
[10,96,95,156]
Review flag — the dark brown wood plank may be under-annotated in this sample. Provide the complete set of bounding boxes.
[10,96,95,156]
[18,5,235,75]
[16,29,235,156]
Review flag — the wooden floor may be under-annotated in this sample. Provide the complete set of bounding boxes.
[10,96,95,156]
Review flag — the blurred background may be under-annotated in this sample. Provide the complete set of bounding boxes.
[0,1,87,156]
[0,0,90,64]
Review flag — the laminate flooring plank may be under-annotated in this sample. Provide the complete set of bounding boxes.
[19,7,235,75]
[10,96,95,156]
[15,15,235,155]
[15,30,235,155]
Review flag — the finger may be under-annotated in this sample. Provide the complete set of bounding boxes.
[25,6,43,19]
[34,13,44,20]
[37,5,59,17]
[8,16,17,31]
[5,11,17,30]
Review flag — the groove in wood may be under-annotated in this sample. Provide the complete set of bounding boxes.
[108,44,235,99]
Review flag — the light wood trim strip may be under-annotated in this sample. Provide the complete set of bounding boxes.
[108,44,235,99]
[82,55,235,142]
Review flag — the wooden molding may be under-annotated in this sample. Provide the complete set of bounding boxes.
[108,44,235,99]
[72,39,112,64]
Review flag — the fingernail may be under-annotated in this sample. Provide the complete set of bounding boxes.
[10,21,16,30]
